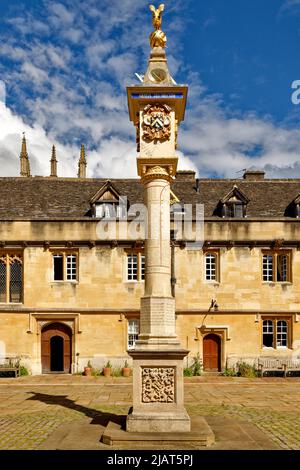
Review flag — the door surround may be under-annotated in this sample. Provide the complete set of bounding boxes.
[203,333,221,371]
[41,322,72,373]
[198,325,230,372]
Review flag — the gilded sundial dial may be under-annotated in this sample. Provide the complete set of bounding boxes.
[142,104,171,142]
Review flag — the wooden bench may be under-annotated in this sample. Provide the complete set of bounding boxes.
[0,357,20,378]
[284,359,300,376]
[258,358,300,378]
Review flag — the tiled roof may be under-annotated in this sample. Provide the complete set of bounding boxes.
[0,176,299,219]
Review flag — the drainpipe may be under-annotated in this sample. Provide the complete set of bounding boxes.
[170,234,176,298]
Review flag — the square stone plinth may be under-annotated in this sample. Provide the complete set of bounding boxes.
[102,416,215,447]
[126,349,190,433]
[127,409,190,433]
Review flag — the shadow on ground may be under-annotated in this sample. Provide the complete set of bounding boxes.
[27,392,128,430]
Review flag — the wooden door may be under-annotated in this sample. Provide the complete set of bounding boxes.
[203,334,221,371]
[41,322,71,373]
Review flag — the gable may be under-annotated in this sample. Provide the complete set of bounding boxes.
[220,185,250,204]
[90,181,121,204]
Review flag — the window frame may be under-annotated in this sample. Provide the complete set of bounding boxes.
[262,317,292,349]
[127,318,139,350]
[126,250,145,282]
[0,252,23,304]
[94,200,127,220]
[203,250,220,283]
[262,250,292,283]
[51,251,79,282]
[223,202,246,218]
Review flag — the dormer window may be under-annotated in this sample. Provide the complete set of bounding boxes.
[90,181,128,219]
[223,201,245,218]
[220,186,249,219]
[95,202,126,219]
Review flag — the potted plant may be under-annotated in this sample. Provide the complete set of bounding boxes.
[103,360,112,377]
[122,360,131,377]
[84,360,93,376]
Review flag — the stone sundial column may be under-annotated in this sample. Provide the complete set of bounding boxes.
[126,4,190,433]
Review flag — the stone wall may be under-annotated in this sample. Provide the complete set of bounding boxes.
[0,218,299,374]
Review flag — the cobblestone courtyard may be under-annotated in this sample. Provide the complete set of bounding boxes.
[0,375,299,450]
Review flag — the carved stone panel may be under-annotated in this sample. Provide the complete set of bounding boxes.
[142,367,175,403]
[142,104,171,143]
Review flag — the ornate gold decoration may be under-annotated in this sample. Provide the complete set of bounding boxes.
[142,104,171,142]
[141,165,171,183]
[170,189,180,205]
[149,4,166,48]
[142,367,175,403]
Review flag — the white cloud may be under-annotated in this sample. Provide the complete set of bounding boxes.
[0,0,300,181]
[106,53,138,87]
[21,62,49,85]
[0,99,197,179]
[0,101,76,177]
[48,2,75,25]
[180,94,300,178]
[86,41,116,69]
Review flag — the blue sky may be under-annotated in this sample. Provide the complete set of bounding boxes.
[0,0,300,178]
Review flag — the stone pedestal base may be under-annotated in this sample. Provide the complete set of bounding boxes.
[126,349,190,433]
[102,416,215,447]
[127,409,190,433]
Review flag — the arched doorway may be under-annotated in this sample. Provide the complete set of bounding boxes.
[41,322,72,373]
[203,334,221,371]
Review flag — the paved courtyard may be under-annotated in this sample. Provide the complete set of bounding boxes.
[0,374,299,450]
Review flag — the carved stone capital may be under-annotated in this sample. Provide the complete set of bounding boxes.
[141,165,172,183]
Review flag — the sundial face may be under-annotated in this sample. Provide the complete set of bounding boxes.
[150,68,167,83]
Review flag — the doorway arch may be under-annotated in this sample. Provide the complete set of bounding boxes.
[41,322,72,373]
[203,333,221,372]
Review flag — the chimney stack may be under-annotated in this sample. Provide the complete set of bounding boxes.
[243,170,265,181]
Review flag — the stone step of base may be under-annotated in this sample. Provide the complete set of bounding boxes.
[102,416,215,447]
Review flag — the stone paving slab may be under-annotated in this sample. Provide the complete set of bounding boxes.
[0,375,299,450]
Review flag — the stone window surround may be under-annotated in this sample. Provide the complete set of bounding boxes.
[261,316,292,350]
[203,249,220,283]
[125,249,145,282]
[127,318,140,350]
[261,249,292,284]
[0,251,23,304]
[50,249,79,283]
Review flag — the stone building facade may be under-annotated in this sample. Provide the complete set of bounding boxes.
[0,162,300,374]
